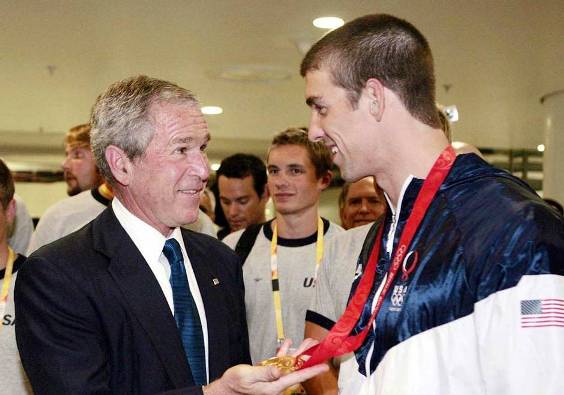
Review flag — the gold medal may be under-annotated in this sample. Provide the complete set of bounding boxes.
[259,356,306,395]
[259,356,297,373]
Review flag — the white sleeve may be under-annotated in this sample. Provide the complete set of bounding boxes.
[474,274,564,395]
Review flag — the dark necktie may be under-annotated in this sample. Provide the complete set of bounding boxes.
[163,238,207,385]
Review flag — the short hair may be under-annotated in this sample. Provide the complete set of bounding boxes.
[268,128,332,179]
[0,159,15,210]
[300,14,441,129]
[64,123,92,149]
[90,75,199,184]
[216,153,267,197]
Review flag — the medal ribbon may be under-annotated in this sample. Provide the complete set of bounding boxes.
[0,247,16,320]
[299,146,456,369]
[271,217,324,345]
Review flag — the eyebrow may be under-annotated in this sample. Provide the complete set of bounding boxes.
[171,133,210,145]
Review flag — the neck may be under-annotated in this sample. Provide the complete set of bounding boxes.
[0,241,9,270]
[377,127,449,208]
[274,206,319,239]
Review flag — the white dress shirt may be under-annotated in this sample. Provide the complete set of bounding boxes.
[112,198,209,381]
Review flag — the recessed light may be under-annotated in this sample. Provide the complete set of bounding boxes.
[201,106,223,115]
[210,163,220,171]
[537,144,545,152]
[313,17,344,29]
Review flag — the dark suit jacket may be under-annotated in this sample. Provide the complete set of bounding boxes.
[15,208,250,394]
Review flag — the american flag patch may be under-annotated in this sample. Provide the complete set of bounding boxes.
[520,299,564,328]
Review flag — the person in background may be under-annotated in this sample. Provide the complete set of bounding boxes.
[7,194,33,255]
[0,159,32,394]
[223,128,344,367]
[302,13,564,395]
[216,153,269,239]
[338,177,385,230]
[62,123,103,196]
[200,188,216,223]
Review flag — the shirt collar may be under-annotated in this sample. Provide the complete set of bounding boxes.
[112,198,184,263]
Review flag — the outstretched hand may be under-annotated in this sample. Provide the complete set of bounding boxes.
[203,338,328,395]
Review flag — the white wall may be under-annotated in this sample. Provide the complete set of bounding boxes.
[15,181,67,219]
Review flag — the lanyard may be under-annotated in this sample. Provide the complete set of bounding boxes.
[0,247,16,319]
[271,216,324,345]
[299,146,456,369]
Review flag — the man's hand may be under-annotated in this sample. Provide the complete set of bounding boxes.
[203,338,328,395]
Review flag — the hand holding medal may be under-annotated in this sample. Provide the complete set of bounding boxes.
[258,338,317,394]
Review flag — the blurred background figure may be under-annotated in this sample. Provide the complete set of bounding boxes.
[215,153,269,239]
[7,194,33,255]
[0,159,32,394]
[452,141,485,158]
[62,124,103,196]
[200,188,216,223]
[339,177,386,230]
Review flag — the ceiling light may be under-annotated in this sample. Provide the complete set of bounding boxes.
[313,17,344,29]
[201,106,223,115]
[210,163,220,171]
[537,144,545,152]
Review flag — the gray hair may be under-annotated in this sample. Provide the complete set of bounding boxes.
[90,75,198,184]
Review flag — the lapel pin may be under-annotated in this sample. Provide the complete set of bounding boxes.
[212,278,220,286]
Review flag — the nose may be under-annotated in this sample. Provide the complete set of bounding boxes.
[270,172,289,190]
[359,199,370,213]
[228,203,239,218]
[62,155,71,170]
[308,112,325,143]
[192,151,210,181]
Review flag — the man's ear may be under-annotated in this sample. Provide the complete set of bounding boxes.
[319,170,333,191]
[105,145,133,186]
[6,198,16,224]
[365,78,385,122]
[4,198,16,238]
[260,185,270,201]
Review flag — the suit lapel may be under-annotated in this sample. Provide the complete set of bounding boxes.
[93,209,193,388]
[182,231,228,381]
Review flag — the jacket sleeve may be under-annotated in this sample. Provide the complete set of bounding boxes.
[15,255,112,394]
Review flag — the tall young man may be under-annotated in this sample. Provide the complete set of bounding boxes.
[302,14,564,395]
[223,128,343,364]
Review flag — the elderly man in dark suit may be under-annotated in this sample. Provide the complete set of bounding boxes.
[15,75,326,395]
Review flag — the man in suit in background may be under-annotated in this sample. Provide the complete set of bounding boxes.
[15,75,325,394]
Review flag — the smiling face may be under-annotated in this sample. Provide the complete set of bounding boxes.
[305,68,378,182]
[267,144,329,216]
[117,102,210,235]
[340,177,386,229]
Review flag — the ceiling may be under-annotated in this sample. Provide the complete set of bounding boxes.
[1,0,563,171]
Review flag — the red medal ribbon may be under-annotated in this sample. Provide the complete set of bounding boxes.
[298,146,456,369]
